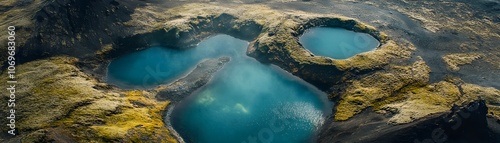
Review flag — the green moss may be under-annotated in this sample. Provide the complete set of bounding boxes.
[334,58,430,121]
[372,92,408,110]
[96,44,114,57]
[460,83,500,119]
[1,57,177,142]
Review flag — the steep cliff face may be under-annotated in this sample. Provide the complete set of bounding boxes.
[16,0,143,64]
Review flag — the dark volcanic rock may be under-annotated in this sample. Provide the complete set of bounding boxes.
[17,0,145,64]
[318,100,500,143]
[155,56,230,101]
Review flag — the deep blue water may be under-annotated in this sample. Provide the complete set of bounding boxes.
[299,27,380,59]
[107,35,332,143]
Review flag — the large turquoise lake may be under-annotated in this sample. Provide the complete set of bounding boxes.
[107,35,332,143]
[299,27,380,59]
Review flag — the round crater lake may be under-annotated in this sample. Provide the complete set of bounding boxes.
[299,27,380,59]
[107,35,332,143]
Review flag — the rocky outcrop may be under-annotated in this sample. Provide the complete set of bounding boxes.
[379,77,500,124]
[11,0,152,64]
[155,57,230,101]
[0,0,44,65]
[0,57,177,143]
[2,1,500,143]
[332,57,500,123]
[319,100,500,143]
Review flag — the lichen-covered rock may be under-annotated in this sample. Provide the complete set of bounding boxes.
[370,78,500,124]
[319,99,500,143]
[460,82,500,119]
[156,57,230,101]
[334,57,431,121]
[442,53,483,71]
[0,57,176,143]
[2,1,499,143]
[0,0,43,65]
[119,3,500,125]
[381,81,461,124]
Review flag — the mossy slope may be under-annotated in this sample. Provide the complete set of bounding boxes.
[0,57,176,143]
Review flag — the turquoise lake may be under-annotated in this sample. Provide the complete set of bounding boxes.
[299,27,380,59]
[107,35,332,143]
[107,35,242,88]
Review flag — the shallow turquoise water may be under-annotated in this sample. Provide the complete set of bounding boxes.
[299,27,380,59]
[107,35,332,143]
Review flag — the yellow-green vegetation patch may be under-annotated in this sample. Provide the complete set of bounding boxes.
[442,53,483,71]
[335,56,500,123]
[0,0,17,6]
[334,57,431,121]
[96,44,114,57]
[488,105,500,119]
[389,1,500,39]
[381,80,500,124]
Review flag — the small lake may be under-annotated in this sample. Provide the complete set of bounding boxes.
[107,36,242,88]
[299,27,380,59]
[107,35,332,143]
